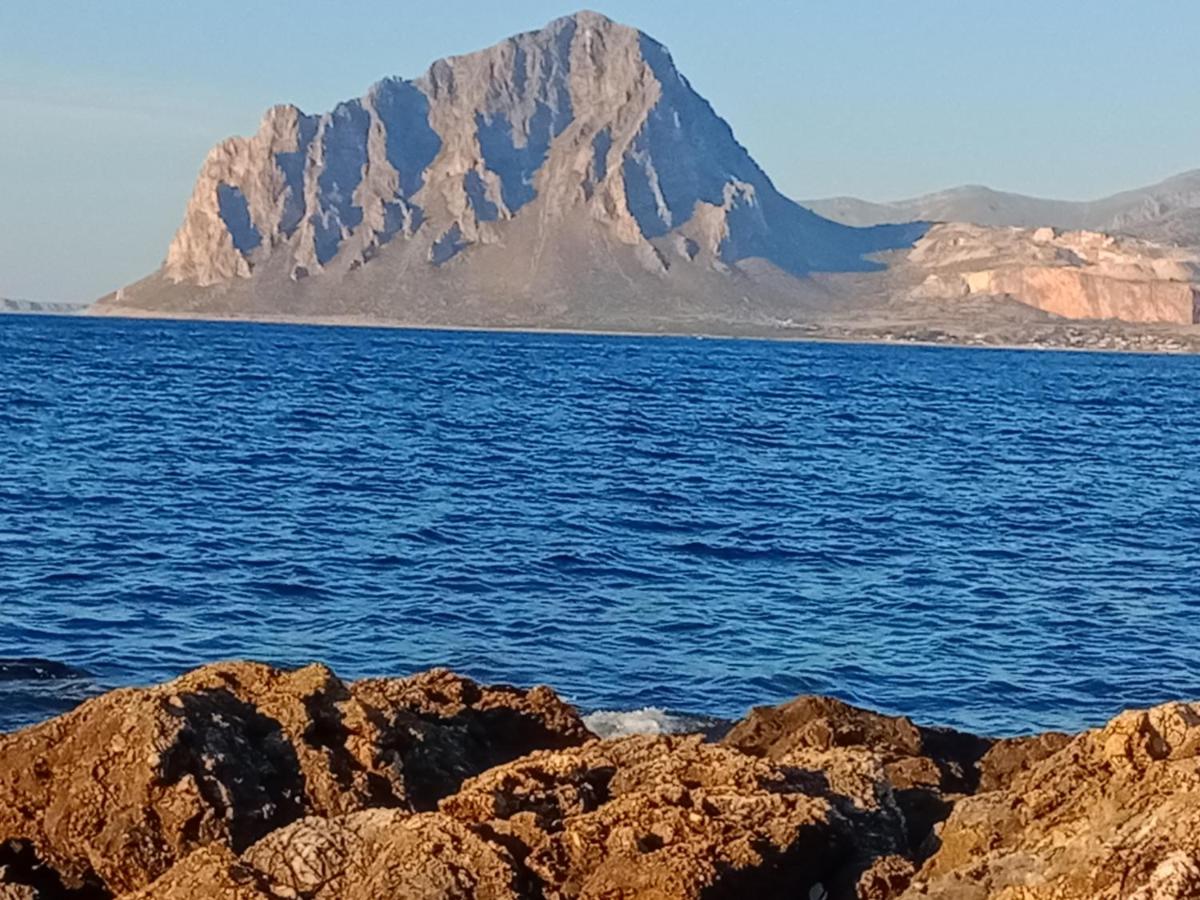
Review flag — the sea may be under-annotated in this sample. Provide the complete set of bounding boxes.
[1,314,1198,737]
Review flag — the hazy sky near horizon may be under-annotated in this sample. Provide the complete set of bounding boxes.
[3,1,1198,302]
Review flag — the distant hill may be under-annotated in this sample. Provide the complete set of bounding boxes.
[1,298,87,315]
[804,170,1200,245]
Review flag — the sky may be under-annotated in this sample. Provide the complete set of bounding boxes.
[2,1,1198,303]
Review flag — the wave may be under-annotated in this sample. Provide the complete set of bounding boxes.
[582,707,732,740]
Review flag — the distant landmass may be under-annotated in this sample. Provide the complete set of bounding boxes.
[2,298,87,315]
[96,11,923,332]
[93,11,1200,343]
[805,170,1200,244]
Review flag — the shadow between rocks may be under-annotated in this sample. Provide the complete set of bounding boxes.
[158,689,307,853]
[0,839,110,900]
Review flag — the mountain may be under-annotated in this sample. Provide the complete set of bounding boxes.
[90,12,1200,338]
[805,170,1200,243]
[94,11,925,331]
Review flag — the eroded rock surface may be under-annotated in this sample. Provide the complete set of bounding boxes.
[4,665,1200,899]
[139,732,917,900]
[126,811,524,900]
[0,663,586,896]
[901,702,1200,900]
[442,734,903,899]
[722,694,994,861]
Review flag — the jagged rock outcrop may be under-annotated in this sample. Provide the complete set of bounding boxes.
[5,663,1200,899]
[907,223,1200,324]
[132,735,914,900]
[124,811,525,900]
[441,734,907,899]
[93,11,923,329]
[0,662,587,896]
[900,702,1200,899]
[721,695,994,864]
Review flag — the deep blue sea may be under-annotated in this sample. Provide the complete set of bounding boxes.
[1,315,1198,736]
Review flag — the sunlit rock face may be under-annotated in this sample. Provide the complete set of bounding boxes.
[158,11,919,290]
[908,223,1200,324]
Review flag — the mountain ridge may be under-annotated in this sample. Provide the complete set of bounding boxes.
[804,170,1200,242]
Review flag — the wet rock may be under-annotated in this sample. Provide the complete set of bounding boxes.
[901,702,1200,899]
[0,663,588,895]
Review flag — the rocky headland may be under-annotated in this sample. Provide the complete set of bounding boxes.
[86,11,1200,349]
[1,662,1198,899]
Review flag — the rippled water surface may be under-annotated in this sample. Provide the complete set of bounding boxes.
[2,315,1198,735]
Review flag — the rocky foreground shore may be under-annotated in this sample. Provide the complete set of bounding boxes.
[1,664,1197,899]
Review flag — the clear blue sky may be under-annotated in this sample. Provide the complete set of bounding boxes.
[3,0,1198,302]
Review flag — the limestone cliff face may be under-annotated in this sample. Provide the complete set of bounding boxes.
[155,11,916,293]
[908,223,1200,324]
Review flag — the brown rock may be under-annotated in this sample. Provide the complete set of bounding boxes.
[442,733,908,899]
[0,663,588,895]
[975,731,1071,793]
[350,668,592,810]
[722,696,992,792]
[901,702,1200,899]
[128,811,522,900]
[722,695,993,857]
[857,855,917,900]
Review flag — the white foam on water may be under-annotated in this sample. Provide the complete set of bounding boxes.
[583,707,727,740]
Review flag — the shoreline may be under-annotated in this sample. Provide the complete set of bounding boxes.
[0,653,1151,741]
[33,305,1200,356]
[1,660,1197,899]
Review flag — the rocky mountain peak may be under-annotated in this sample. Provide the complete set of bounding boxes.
[157,12,920,292]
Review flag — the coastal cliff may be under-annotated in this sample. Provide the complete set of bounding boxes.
[2,662,1197,899]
